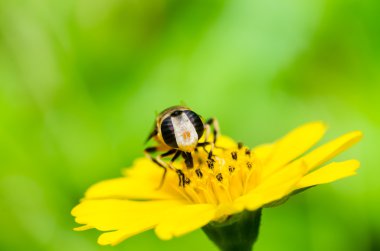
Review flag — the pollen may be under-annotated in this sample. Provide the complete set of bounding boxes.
[170,145,259,205]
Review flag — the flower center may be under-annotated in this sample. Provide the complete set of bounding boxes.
[170,145,259,205]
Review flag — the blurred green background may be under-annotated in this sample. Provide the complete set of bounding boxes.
[0,0,379,250]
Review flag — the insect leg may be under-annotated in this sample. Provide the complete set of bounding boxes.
[167,150,190,187]
[170,150,181,163]
[205,118,220,144]
[145,126,158,143]
[168,150,193,187]
[181,151,194,169]
[144,147,176,189]
[203,118,220,159]
[196,142,209,155]
[197,142,210,147]
[161,149,177,158]
[176,169,186,187]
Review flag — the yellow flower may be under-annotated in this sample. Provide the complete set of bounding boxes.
[72,122,362,246]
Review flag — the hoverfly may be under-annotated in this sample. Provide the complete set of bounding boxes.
[145,106,219,187]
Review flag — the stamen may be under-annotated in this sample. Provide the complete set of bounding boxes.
[245,148,251,156]
[176,170,185,187]
[196,169,203,178]
[198,158,203,165]
[231,151,238,160]
[207,159,215,169]
[246,162,252,169]
[169,143,258,205]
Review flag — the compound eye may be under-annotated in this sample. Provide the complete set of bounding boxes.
[171,110,183,117]
[161,117,178,148]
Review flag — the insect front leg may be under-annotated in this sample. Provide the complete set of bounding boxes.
[205,118,220,144]
[169,151,192,187]
[144,147,177,189]
[204,118,220,159]
[196,141,210,153]
[145,147,188,188]
[181,151,194,169]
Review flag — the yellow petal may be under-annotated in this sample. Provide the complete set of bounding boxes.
[236,161,306,210]
[155,204,216,240]
[263,122,327,176]
[216,135,238,149]
[297,160,360,189]
[252,143,274,164]
[300,131,363,172]
[122,157,164,177]
[198,134,237,149]
[85,176,179,200]
[73,225,93,231]
[235,178,299,211]
[98,229,139,246]
[83,158,181,200]
[72,199,187,246]
[214,203,241,220]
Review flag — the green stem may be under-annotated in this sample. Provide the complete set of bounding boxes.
[202,209,262,251]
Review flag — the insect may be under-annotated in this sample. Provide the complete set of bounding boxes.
[145,106,220,187]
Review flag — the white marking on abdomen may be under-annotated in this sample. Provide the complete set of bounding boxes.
[171,113,198,151]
